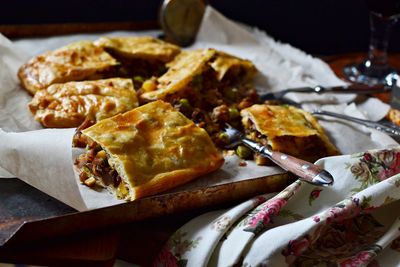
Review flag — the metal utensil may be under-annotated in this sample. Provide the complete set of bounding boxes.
[223,124,334,186]
[159,0,207,46]
[260,84,391,101]
[312,109,400,136]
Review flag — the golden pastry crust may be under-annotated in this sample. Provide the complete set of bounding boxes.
[18,41,118,95]
[386,108,400,126]
[28,78,138,128]
[80,100,224,200]
[210,51,257,81]
[140,49,216,101]
[140,48,257,102]
[241,104,339,162]
[93,36,181,62]
[138,48,259,147]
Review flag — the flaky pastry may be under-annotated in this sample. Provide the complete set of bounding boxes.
[28,78,138,128]
[75,100,224,201]
[94,36,181,62]
[241,104,339,163]
[18,41,118,94]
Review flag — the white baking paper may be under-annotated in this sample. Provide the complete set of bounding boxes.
[0,6,397,211]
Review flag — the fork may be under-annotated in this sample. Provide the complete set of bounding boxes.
[260,84,390,101]
[223,124,334,186]
[312,109,400,136]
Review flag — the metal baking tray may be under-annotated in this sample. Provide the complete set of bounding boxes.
[0,173,291,247]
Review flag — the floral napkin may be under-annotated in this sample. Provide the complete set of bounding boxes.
[154,147,400,266]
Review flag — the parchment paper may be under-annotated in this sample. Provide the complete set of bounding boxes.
[0,6,397,211]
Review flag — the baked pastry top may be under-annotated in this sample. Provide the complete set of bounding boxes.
[28,78,138,128]
[241,104,339,163]
[386,108,400,126]
[18,41,118,94]
[140,49,216,101]
[140,48,256,102]
[77,100,224,200]
[138,48,259,146]
[94,36,181,62]
[210,51,256,82]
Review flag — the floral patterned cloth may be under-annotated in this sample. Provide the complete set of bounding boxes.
[154,147,400,267]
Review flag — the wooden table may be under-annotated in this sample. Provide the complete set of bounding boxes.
[0,23,399,266]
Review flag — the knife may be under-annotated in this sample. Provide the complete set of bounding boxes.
[260,84,391,101]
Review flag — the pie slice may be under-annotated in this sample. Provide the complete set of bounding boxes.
[139,48,256,102]
[241,104,339,163]
[138,48,259,145]
[94,36,181,86]
[28,78,138,128]
[94,36,181,62]
[75,100,224,201]
[18,41,118,95]
[210,51,257,82]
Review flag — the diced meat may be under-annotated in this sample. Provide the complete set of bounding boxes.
[211,105,230,123]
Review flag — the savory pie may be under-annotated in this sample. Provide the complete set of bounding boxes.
[140,49,256,101]
[94,36,181,87]
[28,78,138,128]
[74,100,224,201]
[240,104,339,163]
[94,36,181,62]
[139,48,259,144]
[18,41,119,95]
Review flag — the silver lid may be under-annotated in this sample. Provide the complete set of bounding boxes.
[159,0,207,46]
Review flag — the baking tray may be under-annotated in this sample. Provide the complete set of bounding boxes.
[0,173,291,247]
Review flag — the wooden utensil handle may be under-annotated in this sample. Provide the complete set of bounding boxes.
[269,151,323,183]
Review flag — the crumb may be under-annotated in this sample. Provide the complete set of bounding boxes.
[238,161,247,167]
[223,149,236,157]
[387,108,400,126]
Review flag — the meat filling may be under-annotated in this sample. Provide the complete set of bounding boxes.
[72,117,96,148]
[242,118,329,163]
[75,141,122,189]
[109,53,167,89]
[241,119,274,165]
[158,69,260,148]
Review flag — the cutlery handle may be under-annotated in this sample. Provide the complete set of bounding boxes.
[268,150,334,186]
[241,138,334,186]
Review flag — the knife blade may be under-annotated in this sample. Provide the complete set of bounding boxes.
[260,84,391,101]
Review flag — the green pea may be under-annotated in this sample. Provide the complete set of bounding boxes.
[179,98,192,109]
[229,107,240,120]
[224,87,238,101]
[218,132,229,143]
[133,76,144,82]
[236,145,252,159]
[178,98,193,115]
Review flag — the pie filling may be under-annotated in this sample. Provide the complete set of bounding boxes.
[108,54,168,89]
[242,118,330,164]
[74,139,129,199]
[148,67,260,148]
[242,119,273,165]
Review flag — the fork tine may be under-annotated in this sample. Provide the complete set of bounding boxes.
[223,123,243,148]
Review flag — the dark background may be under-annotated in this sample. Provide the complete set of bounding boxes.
[1,0,400,55]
